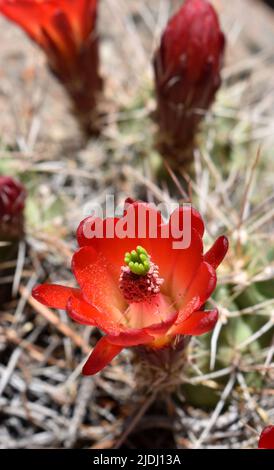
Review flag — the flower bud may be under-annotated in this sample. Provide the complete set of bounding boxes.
[154,0,225,163]
[0,176,26,240]
[0,176,26,303]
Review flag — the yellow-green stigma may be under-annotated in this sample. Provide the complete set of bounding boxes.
[124,245,150,276]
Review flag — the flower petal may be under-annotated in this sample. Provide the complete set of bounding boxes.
[171,228,204,307]
[32,284,80,309]
[82,336,123,375]
[0,2,51,44]
[140,207,204,290]
[169,206,205,238]
[107,310,178,346]
[77,216,101,248]
[183,261,217,307]
[124,294,175,329]
[258,426,274,449]
[172,309,218,336]
[0,0,97,59]
[77,217,138,277]
[176,261,217,323]
[144,310,178,336]
[66,294,123,335]
[204,235,229,269]
[77,201,164,277]
[72,246,126,320]
[107,329,153,346]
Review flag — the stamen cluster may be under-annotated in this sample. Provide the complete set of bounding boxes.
[119,261,164,303]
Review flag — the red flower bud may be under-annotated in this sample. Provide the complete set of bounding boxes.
[154,0,225,163]
[258,426,274,449]
[0,176,26,303]
[0,176,26,240]
[0,0,103,135]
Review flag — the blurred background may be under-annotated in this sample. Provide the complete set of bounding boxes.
[0,0,273,449]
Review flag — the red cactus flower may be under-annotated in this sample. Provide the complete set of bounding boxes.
[154,0,225,163]
[32,199,228,375]
[258,426,274,449]
[0,176,26,239]
[0,0,103,134]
